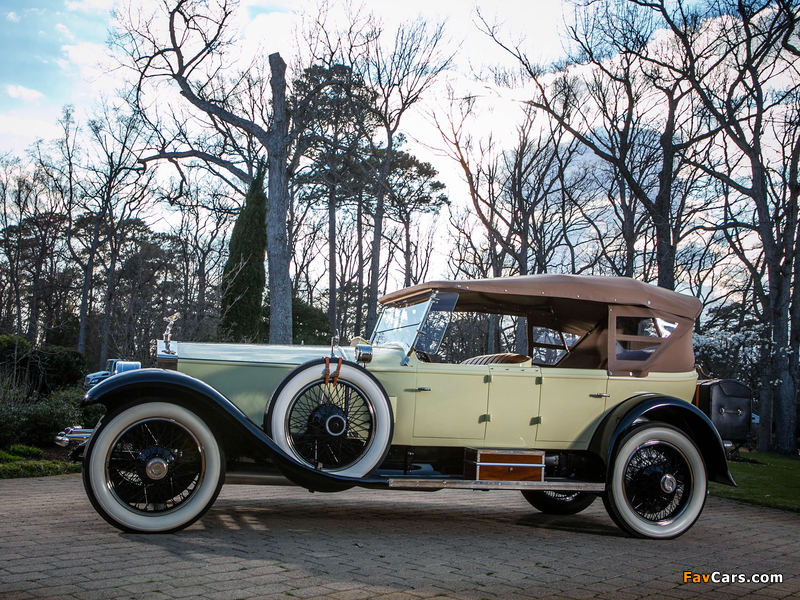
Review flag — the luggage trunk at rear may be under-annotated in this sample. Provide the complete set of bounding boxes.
[695,379,751,443]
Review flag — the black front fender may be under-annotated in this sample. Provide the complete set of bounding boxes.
[83,369,387,493]
[588,393,735,486]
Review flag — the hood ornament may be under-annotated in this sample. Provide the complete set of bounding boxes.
[163,312,180,354]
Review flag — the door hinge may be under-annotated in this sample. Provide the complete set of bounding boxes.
[534,376,542,385]
[530,416,542,425]
[484,374,493,383]
[479,413,492,423]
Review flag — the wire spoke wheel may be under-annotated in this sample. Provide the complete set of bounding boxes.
[106,418,204,514]
[266,359,393,478]
[603,424,707,539]
[623,441,689,523]
[287,380,375,470]
[84,402,225,533]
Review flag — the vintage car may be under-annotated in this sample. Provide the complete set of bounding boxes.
[60,274,739,539]
[83,358,142,389]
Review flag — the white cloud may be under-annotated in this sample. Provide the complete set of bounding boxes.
[6,11,20,22]
[65,0,115,11]
[0,113,61,151]
[60,42,118,98]
[62,41,109,70]
[55,23,76,41]
[6,85,45,101]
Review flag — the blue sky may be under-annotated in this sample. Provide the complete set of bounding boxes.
[1,1,108,106]
[0,0,117,149]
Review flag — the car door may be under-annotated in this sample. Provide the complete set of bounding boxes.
[535,367,609,445]
[484,364,542,448]
[412,362,489,443]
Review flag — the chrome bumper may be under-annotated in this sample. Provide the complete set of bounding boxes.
[55,427,93,447]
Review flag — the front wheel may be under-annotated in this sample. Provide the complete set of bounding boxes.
[521,490,596,515]
[265,358,393,478]
[83,402,225,533]
[603,424,707,539]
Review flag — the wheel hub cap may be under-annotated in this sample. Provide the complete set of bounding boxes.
[660,473,677,494]
[145,457,169,480]
[308,404,348,438]
[325,414,347,436]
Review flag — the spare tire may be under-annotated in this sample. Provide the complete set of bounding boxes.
[264,358,393,478]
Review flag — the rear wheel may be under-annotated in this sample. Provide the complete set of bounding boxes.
[83,402,225,533]
[603,424,706,539]
[265,359,393,478]
[521,490,596,515]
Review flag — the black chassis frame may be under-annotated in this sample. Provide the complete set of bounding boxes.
[82,367,735,491]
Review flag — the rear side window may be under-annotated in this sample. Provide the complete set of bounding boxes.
[530,326,580,365]
[614,317,674,361]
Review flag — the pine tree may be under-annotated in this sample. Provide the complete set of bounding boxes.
[219,163,267,342]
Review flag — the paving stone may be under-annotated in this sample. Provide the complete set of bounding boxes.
[0,474,798,600]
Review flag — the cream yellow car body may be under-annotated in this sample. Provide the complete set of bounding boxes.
[175,341,696,451]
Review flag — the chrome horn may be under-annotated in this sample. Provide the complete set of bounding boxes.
[55,426,93,447]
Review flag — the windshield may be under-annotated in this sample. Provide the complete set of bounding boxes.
[371,292,458,354]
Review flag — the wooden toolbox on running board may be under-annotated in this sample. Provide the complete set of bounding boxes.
[464,448,545,482]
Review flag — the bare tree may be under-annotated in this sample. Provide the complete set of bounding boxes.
[480,1,716,290]
[632,0,800,453]
[112,0,299,343]
[306,5,453,335]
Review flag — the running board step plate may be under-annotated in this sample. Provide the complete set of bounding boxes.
[386,479,605,492]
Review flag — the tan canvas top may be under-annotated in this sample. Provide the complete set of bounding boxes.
[379,274,702,320]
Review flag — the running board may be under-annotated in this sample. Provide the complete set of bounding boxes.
[386,479,605,492]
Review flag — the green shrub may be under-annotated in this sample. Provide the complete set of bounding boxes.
[0,335,87,395]
[0,460,81,479]
[0,450,24,463]
[0,397,81,448]
[7,444,44,458]
[48,386,105,427]
[0,385,103,448]
[38,345,88,392]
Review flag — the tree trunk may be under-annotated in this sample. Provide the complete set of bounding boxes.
[99,249,118,367]
[355,195,364,337]
[404,218,412,288]
[654,218,676,290]
[768,268,795,453]
[25,268,41,344]
[328,181,337,334]
[365,137,394,337]
[77,220,102,354]
[266,53,293,345]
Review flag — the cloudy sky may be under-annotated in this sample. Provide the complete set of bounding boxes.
[0,0,570,159]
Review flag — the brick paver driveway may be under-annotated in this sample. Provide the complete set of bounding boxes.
[1,474,798,600]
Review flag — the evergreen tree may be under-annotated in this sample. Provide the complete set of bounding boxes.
[219,163,267,342]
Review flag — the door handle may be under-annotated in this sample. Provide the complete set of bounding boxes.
[590,393,610,398]
[415,387,431,392]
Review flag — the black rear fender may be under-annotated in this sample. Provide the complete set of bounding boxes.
[588,393,735,486]
[83,369,382,492]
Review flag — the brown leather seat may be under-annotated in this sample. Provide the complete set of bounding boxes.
[461,353,530,365]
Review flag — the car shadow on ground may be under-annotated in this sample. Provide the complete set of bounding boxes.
[515,513,622,537]
[119,495,626,558]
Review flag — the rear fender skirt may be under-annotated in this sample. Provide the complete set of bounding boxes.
[83,369,387,493]
[588,393,735,487]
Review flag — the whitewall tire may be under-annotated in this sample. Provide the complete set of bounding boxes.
[83,402,225,533]
[603,424,707,539]
[265,359,393,478]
